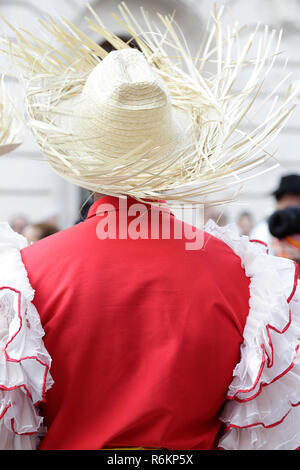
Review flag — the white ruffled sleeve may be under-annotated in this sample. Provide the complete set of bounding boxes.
[204,220,300,450]
[0,222,53,450]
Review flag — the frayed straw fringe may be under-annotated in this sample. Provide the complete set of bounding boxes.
[0,77,23,152]
[0,2,299,205]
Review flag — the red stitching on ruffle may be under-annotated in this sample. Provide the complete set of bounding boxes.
[287,262,299,303]
[226,345,266,400]
[227,344,299,402]
[10,418,36,436]
[0,286,50,406]
[259,261,297,369]
[0,403,11,420]
[0,404,39,437]
[226,261,299,402]
[266,307,292,368]
[249,239,269,254]
[0,384,31,399]
[225,400,300,431]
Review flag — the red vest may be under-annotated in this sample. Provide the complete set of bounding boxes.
[20,196,250,450]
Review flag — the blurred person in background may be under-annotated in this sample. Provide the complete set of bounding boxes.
[204,206,228,227]
[237,211,253,236]
[9,214,28,235]
[23,222,59,244]
[251,174,300,253]
[268,206,300,277]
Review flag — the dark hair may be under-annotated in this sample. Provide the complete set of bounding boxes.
[268,206,300,239]
[33,222,59,240]
[99,35,141,54]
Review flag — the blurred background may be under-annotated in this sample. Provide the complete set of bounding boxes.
[0,0,299,242]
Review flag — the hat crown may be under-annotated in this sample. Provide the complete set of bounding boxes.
[72,49,178,158]
[82,49,170,110]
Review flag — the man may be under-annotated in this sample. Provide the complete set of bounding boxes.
[9,214,28,235]
[237,212,253,237]
[251,174,300,253]
[0,5,299,450]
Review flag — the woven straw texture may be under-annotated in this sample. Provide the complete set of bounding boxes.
[0,79,23,156]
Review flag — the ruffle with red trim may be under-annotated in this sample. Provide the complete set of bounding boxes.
[0,223,53,449]
[205,220,300,450]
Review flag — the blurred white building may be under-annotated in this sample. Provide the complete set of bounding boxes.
[0,0,299,229]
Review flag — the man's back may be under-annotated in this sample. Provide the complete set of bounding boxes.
[21,196,250,450]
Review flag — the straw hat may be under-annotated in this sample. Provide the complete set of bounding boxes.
[2,3,299,205]
[0,79,23,156]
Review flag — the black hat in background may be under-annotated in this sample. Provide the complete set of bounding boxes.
[273,174,300,201]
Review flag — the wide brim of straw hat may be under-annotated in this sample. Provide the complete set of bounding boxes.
[1,2,299,205]
[0,79,23,156]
